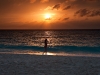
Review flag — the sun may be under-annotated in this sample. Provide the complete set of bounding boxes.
[45,13,51,20]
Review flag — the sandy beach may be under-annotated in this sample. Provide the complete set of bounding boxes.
[0,54,100,75]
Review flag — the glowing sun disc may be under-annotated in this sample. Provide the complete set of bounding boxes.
[45,14,51,20]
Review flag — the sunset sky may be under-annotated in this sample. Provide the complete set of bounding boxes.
[0,0,100,29]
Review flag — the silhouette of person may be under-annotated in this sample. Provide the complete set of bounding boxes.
[43,39,48,55]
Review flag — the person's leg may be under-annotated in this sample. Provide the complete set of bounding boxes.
[43,47,46,55]
[45,47,47,55]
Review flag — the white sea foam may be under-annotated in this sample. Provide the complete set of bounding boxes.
[0,50,100,57]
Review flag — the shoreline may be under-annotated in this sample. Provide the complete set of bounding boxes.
[0,51,100,57]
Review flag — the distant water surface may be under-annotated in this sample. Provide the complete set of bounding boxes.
[0,30,100,56]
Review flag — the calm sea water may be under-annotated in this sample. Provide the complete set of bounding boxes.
[0,30,100,56]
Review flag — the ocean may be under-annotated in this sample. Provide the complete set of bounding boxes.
[0,29,100,56]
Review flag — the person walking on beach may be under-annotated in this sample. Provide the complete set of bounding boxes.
[43,39,48,55]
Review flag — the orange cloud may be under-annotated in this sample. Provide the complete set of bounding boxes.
[52,4,60,10]
[63,17,69,21]
[63,5,71,10]
[30,0,36,3]
[44,6,52,10]
[40,0,49,3]
[75,8,100,17]
[84,0,99,2]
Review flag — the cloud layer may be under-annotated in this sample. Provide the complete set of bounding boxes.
[75,9,100,17]
[0,0,100,29]
[52,4,61,10]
